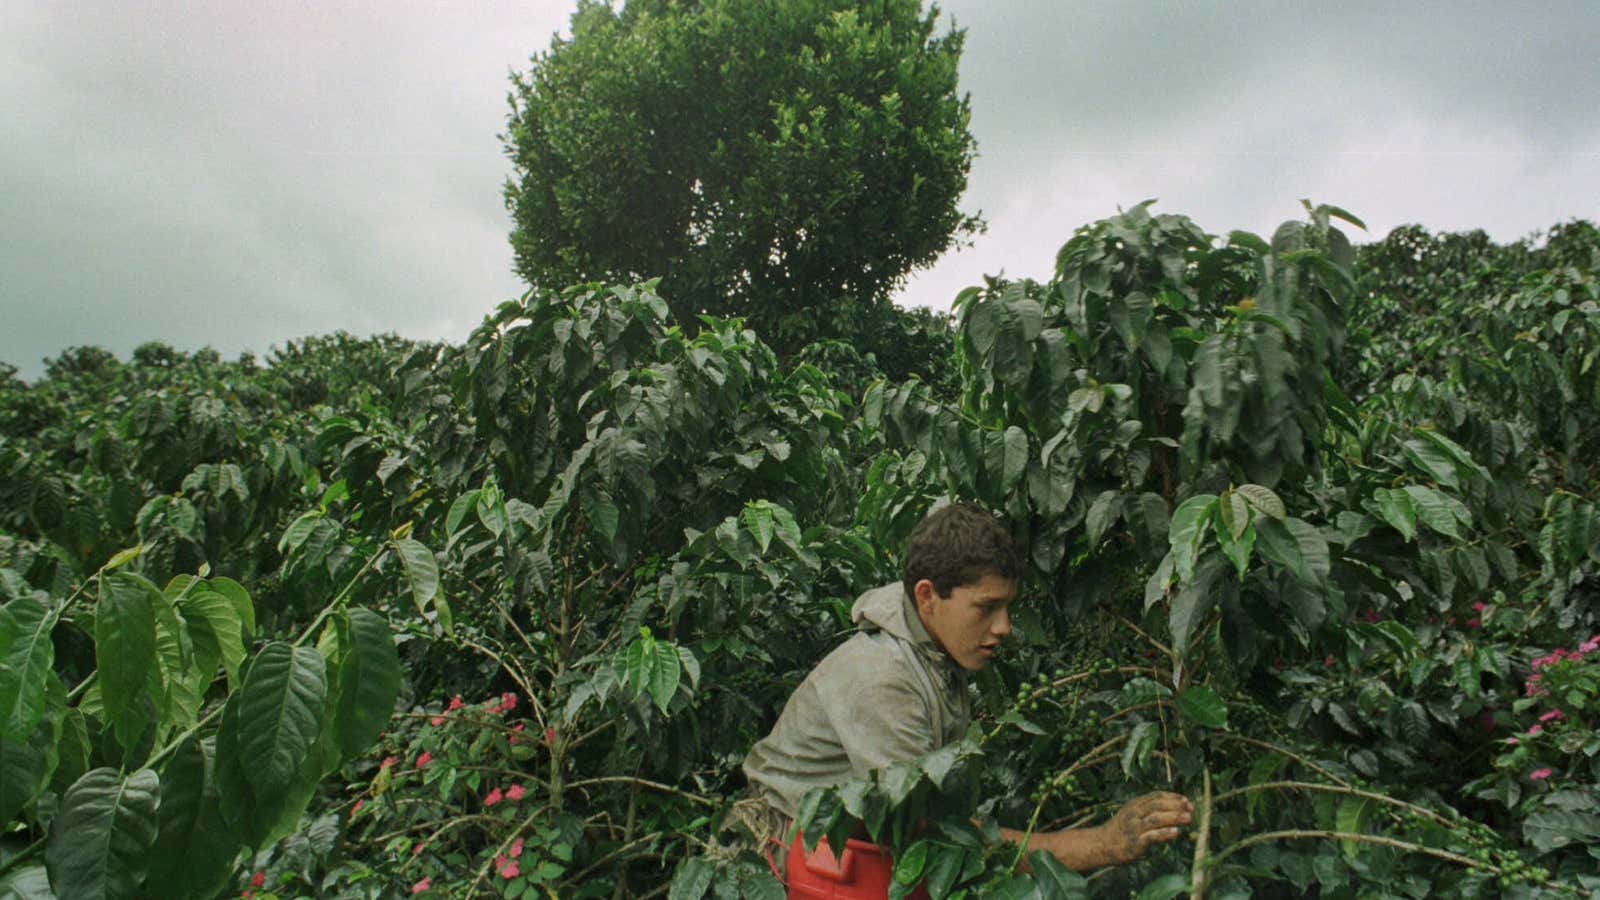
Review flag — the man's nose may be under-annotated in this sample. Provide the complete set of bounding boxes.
[992,608,1011,638]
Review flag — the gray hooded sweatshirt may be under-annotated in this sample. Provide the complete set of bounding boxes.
[741,583,971,818]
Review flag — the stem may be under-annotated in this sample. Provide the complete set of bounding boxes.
[564,776,715,806]
[1212,781,1453,827]
[294,541,389,649]
[1213,734,1351,788]
[1101,698,1173,724]
[1208,829,1494,874]
[0,837,44,879]
[1188,767,1212,900]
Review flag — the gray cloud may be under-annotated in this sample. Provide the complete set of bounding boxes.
[3,1,1598,378]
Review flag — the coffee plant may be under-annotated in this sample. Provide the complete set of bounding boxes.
[2,204,1597,899]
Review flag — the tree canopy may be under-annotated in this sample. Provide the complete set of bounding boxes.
[502,0,982,352]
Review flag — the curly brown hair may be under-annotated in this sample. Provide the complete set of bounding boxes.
[901,501,1022,599]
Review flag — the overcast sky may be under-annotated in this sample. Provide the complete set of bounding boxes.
[4,1,1597,379]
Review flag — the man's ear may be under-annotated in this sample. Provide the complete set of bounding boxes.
[913,578,940,609]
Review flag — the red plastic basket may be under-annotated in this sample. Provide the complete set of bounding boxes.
[775,830,929,899]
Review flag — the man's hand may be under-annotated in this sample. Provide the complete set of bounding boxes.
[1100,791,1194,864]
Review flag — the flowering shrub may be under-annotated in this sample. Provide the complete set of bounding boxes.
[1491,635,1600,791]
[338,690,577,897]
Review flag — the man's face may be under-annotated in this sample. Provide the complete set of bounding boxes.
[913,572,1016,671]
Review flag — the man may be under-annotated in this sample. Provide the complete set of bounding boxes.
[740,502,1193,872]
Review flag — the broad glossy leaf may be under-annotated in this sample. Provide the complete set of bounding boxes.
[229,643,328,798]
[893,840,929,884]
[1028,851,1088,899]
[1135,873,1190,900]
[647,642,681,714]
[1001,426,1028,493]
[1401,439,1459,489]
[45,768,162,900]
[445,489,482,536]
[669,858,715,900]
[1169,558,1223,655]
[149,737,237,899]
[924,844,964,899]
[741,503,775,554]
[394,537,440,615]
[1235,483,1285,520]
[333,608,400,757]
[1175,685,1228,729]
[0,687,60,825]
[207,577,255,643]
[0,594,57,740]
[1335,796,1374,859]
[0,864,53,899]
[179,588,246,691]
[1086,491,1121,547]
[1168,494,1216,582]
[1218,490,1250,539]
[96,573,159,750]
[1403,486,1462,539]
[1523,808,1600,853]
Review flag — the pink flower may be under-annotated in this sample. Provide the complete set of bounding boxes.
[484,787,504,806]
[447,695,464,710]
[510,723,525,745]
[352,798,365,815]
[1527,724,1543,736]
[509,837,524,859]
[1471,601,1487,612]
[1324,654,1335,667]
[500,692,518,711]
[430,714,446,726]
[506,784,526,801]
[544,727,557,745]
[1467,618,1481,628]
[251,872,266,888]
[1506,737,1520,745]
[498,860,520,879]
[1529,768,1553,781]
[1362,608,1380,623]
[381,756,397,769]
[241,891,253,899]
[1539,709,1564,722]
[412,842,424,856]
[412,876,432,894]
[415,751,433,768]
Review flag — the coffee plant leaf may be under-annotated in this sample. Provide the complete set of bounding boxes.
[96,573,159,751]
[148,737,235,900]
[0,594,57,740]
[227,643,327,800]
[44,768,161,900]
[331,608,400,757]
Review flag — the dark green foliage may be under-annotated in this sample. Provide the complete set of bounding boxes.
[2,207,1597,897]
[502,0,981,353]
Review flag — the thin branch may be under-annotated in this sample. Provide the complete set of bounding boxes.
[1102,698,1173,724]
[1211,780,1452,827]
[1213,734,1351,788]
[568,833,658,885]
[1208,829,1494,874]
[1188,767,1212,900]
[565,776,716,806]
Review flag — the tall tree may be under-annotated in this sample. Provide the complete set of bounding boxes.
[502,0,981,353]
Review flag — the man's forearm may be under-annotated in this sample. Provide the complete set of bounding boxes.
[998,824,1121,871]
